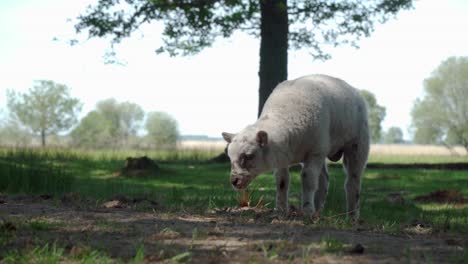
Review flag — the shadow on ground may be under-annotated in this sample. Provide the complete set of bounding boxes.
[1,196,466,263]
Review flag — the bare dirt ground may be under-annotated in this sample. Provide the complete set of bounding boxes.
[1,194,466,263]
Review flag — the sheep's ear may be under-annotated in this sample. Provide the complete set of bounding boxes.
[256,130,268,147]
[222,132,235,143]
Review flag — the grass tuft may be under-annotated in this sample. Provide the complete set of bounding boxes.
[3,243,64,264]
[320,235,345,254]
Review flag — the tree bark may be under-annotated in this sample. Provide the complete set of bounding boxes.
[258,0,288,117]
[462,139,468,155]
[41,129,46,147]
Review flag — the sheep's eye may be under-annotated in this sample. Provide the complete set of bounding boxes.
[239,153,254,168]
[245,154,255,161]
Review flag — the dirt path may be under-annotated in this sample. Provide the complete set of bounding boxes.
[1,195,466,263]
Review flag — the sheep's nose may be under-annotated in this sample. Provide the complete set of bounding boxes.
[231,177,241,187]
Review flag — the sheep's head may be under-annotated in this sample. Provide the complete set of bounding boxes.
[222,130,270,190]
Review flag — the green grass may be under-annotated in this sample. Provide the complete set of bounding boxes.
[319,235,345,254]
[3,243,64,264]
[27,219,58,231]
[0,147,467,234]
[2,243,115,264]
[0,147,467,263]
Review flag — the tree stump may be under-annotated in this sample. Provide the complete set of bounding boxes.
[209,146,230,163]
[121,156,159,177]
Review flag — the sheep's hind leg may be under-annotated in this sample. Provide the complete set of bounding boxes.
[314,164,329,213]
[301,157,325,217]
[343,139,369,220]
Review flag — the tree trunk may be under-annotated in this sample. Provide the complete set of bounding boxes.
[41,129,46,147]
[258,0,288,117]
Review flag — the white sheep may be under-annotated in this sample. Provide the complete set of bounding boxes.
[222,74,370,219]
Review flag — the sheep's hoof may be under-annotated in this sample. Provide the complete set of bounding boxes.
[303,211,320,225]
[347,210,360,223]
[272,208,289,220]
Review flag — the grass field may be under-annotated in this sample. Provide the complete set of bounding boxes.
[0,146,467,263]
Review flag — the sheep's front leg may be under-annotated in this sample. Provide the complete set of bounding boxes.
[301,157,325,217]
[274,168,290,214]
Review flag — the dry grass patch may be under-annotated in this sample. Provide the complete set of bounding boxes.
[370,144,467,156]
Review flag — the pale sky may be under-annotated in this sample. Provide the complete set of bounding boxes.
[1,0,468,139]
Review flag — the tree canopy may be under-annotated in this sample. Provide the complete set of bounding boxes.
[72,98,145,148]
[0,119,32,147]
[70,111,113,148]
[383,126,404,144]
[411,56,468,151]
[145,111,180,149]
[71,101,179,149]
[7,80,82,147]
[97,98,145,142]
[359,89,386,143]
[75,0,413,115]
[75,0,412,59]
